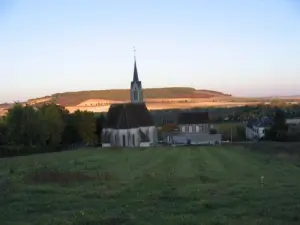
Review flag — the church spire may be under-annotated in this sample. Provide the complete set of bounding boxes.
[133,47,139,82]
[130,46,143,103]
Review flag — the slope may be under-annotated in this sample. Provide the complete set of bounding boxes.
[27,87,231,106]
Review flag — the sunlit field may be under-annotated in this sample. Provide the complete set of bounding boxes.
[1,145,300,225]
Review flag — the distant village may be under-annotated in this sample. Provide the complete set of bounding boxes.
[1,55,300,155]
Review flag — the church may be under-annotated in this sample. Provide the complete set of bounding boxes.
[101,54,158,147]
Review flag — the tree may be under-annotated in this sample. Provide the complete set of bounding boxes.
[95,114,105,145]
[0,119,7,145]
[266,109,288,141]
[61,112,80,145]
[0,102,106,156]
[5,103,39,146]
[270,99,286,108]
[38,104,65,147]
[73,110,98,145]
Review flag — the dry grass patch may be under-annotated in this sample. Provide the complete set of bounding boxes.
[23,168,95,185]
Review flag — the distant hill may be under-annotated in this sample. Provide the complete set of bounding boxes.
[26,87,231,106]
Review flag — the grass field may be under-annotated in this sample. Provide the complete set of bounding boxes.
[1,146,300,225]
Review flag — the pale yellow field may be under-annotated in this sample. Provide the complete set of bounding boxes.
[1,96,299,116]
[65,100,262,113]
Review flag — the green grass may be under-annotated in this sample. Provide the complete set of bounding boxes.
[1,146,300,225]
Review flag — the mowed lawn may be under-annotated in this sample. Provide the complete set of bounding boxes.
[1,146,300,225]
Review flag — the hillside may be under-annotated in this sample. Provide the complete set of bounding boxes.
[27,87,231,106]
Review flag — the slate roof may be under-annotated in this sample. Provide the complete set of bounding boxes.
[177,112,209,125]
[246,116,273,128]
[104,103,154,129]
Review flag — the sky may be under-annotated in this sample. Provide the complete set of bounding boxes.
[0,0,300,102]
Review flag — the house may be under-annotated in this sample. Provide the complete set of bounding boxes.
[286,117,300,135]
[101,53,158,147]
[178,112,211,133]
[166,111,222,145]
[245,117,272,140]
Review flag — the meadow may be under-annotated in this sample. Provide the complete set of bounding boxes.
[1,145,300,225]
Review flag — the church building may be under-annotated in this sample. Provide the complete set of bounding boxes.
[101,53,157,147]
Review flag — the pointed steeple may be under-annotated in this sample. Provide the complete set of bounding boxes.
[130,46,143,103]
[133,58,139,82]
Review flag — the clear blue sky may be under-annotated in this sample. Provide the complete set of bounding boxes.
[0,0,300,102]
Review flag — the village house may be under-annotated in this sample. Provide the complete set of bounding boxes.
[245,117,272,140]
[165,111,222,145]
[101,54,158,147]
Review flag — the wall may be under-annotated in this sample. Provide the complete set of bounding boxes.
[102,126,157,147]
[171,133,222,145]
[245,126,265,140]
[140,142,151,147]
[102,143,111,147]
[245,126,254,140]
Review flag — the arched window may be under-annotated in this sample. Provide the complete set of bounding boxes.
[122,135,126,147]
[115,134,118,145]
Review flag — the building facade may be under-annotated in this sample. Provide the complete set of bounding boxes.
[245,117,272,140]
[166,112,222,145]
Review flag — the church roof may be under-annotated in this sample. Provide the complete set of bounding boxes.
[104,103,154,129]
[177,112,210,124]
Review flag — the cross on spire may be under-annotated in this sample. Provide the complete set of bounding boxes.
[132,46,139,82]
[133,46,136,60]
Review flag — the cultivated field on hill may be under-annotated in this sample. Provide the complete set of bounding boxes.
[1,145,300,225]
[27,87,231,106]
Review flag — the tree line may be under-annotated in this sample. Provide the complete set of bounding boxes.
[265,108,300,142]
[0,103,105,157]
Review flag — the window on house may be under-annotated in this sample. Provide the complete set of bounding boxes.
[196,125,200,132]
[182,126,186,132]
[189,126,192,133]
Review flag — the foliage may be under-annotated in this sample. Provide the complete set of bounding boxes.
[0,103,104,157]
[1,146,300,224]
[160,123,179,132]
[0,119,7,145]
[209,128,217,134]
[214,122,245,141]
[266,109,288,141]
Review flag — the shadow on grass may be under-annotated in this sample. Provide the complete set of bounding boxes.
[22,168,114,185]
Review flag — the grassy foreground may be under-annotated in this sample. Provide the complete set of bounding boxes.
[1,146,300,225]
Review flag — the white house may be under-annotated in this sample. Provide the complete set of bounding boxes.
[245,117,272,140]
[101,54,158,147]
[245,125,266,140]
